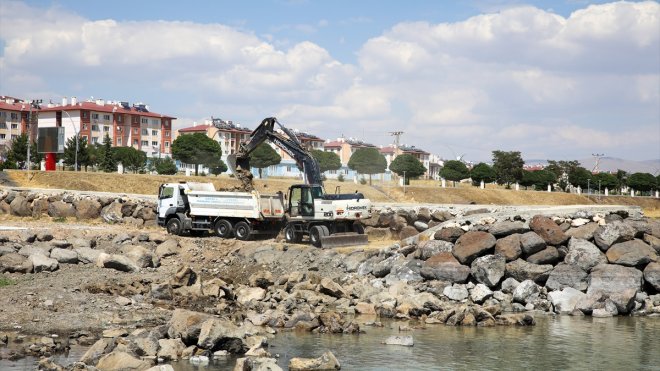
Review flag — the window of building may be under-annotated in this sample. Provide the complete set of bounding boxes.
[141,129,148,135]
[152,141,158,146]
[151,119,159,125]
[92,113,99,119]
[11,134,18,139]
[141,118,148,124]
[82,112,88,118]
[133,128,138,134]
[117,138,122,145]
[165,142,169,148]
[83,124,88,130]
[116,126,122,132]
[133,139,138,145]
[92,137,99,144]
[141,140,148,146]
[103,126,109,132]
[0,112,5,117]
[82,135,88,141]
[286,166,291,172]
[117,115,122,122]
[91,125,99,131]
[102,114,109,120]
[10,112,18,120]
[132,116,138,124]
[0,134,5,139]
[10,124,17,129]
[0,123,6,129]
[152,130,157,136]
[165,131,170,137]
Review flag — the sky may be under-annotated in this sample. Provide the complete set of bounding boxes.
[1,0,658,163]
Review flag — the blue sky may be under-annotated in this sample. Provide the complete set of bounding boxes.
[1,0,659,162]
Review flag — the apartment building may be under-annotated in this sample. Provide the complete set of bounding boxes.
[321,137,381,180]
[265,130,325,179]
[38,97,175,157]
[379,144,432,179]
[0,96,32,153]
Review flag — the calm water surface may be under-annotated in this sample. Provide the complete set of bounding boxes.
[2,316,659,370]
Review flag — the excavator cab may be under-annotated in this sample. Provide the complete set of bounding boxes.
[288,184,323,217]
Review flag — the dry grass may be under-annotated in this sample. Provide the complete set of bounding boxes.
[2,170,659,216]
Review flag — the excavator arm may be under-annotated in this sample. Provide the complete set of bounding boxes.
[222,117,323,192]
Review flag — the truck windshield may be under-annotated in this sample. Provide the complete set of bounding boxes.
[160,186,174,199]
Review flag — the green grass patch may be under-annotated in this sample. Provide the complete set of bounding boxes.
[0,276,15,287]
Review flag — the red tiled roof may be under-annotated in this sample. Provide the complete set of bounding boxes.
[39,102,176,119]
[0,101,29,111]
[323,141,342,147]
[178,124,211,133]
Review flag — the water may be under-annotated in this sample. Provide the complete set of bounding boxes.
[2,316,659,370]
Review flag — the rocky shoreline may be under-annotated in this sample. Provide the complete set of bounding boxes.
[0,187,659,370]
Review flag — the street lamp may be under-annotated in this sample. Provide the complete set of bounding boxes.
[587,178,590,195]
[62,110,79,171]
[26,99,42,172]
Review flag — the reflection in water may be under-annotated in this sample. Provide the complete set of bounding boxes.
[2,316,659,370]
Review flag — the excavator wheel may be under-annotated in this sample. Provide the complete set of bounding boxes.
[284,224,303,243]
[310,225,329,248]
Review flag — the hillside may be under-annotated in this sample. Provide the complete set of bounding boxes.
[2,170,658,216]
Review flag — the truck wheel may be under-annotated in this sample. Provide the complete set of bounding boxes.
[214,219,233,238]
[310,226,325,248]
[353,222,365,235]
[234,221,252,241]
[284,224,303,243]
[166,218,182,235]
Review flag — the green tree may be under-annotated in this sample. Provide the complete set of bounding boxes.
[6,134,41,169]
[615,169,628,192]
[592,172,617,193]
[519,170,537,190]
[249,143,281,178]
[208,157,228,176]
[98,134,117,173]
[627,172,657,193]
[546,160,582,191]
[347,147,387,185]
[150,157,178,175]
[520,170,557,190]
[470,162,496,186]
[389,154,427,185]
[311,149,341,173]
[62,135,90,171]
[492,150,524,188]
[568,167,592,189]
[439,160,470,186]
[114,146,147,174]
[171,133,224,176]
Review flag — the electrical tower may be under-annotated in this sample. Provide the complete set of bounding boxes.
[389,131,404,158]
[592,153,605,173]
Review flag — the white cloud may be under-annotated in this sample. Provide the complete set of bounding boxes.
[1,0,658,162]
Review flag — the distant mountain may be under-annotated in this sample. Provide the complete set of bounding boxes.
[525,157,660,174]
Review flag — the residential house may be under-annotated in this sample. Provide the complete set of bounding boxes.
[0,96,32,156]
[379,144,432,179]
[322,137,384,181]
[265,129,325,179]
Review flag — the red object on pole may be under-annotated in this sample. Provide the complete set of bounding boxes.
[45,153,56,171]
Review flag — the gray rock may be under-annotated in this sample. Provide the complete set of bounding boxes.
[10,196,32,217]
[112,233,132,245]
[545,263,588,292]
[101,202,124,223]
[548,287,586,314]
[420,262,471,283]
[197,318,248,353]
[488,221,528,237]
[564,238,607,272]
[501,277,520,294]
[157,338,186,361]
[495,234,522,262]
[566,223,599,241]
[96,253,140,272]
[593,221,635,251]
[413,240,453,260]
[75,247,101,264]
[526,246,559,265]
[529,215,569,246]
[413,221,429,232]
[75,198,102,219]
[372,256,396,278]
[644,234,660,253]
[0,245,15,256]
[319,278,347,298]
[48,201,76,218]
[512,280,540,304]
[0,252,32,273]
[592,300,619,317]
[50,248,78,264]
[156,239,179,258]
[151,283,173,300]
[434,227,464,243]
[443,284,469,301]
[167,309,213,346]
[453,231,496,265]
[235,357,283,371]
[29,254,59,272]
[520,232,546,255]
[96,351,152,370]
[383,335,414,347]
[122,245,159,268]
[80,338,115,365]
[505,259,553,284]
[643,262,660,291]
[588,264,643,314]
[432,210,453,222]
[237,287,266,305]
[289,351,341,370]
[470,284,493,304]
[470,254,505,288]
[606,239,657,267]
[36,231,54,242]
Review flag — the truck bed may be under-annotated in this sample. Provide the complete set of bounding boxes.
[186,191,285,220]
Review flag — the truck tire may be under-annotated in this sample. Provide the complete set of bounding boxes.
[284,224,303,243]
[214,219,233,238]
[234,221,252,241]
[310,225,324,248]
[166,218,182,236]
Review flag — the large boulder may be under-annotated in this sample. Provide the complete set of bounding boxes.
[605,239,657,267]
[434,227,464,243]
[101,202,124,223]
[548,287,586,314]
[319,278,347,298]
[29,254,59,273]
[470,254,505,288]
[505,259,553,284]
[519,232,546,255]
[420,252,471,283]
[237,287,266,305]
[235,357,283,371]
[488,221,528,237]
[587,264,643,313]
[96,253,140,273]
[413,240,453,260]
[566,223,599,241]
[529,215,568,246]
[470,284,493,304]
[50,248,79,264]
[643,262,660,291]
[48,201,76,218]
[289,351,341,370]
[443,284,469,301]
[31,198,49,218]
[121,245,159,268]
[495,234,522,262]
[564,238,607,272]
[75,247,102,264]
[545,264,588,292]
[80,338,116,365]
[167,309,213,346]
[593,221,635,251]
[512,280,540,304]
[75,198,102,219]
[10,195,31,217]
[96,351,152,370]
[156,239,179,258]
[526,246,559,265]
[0,252,32,273]
[157,338,186,361]
[452,231,496,265]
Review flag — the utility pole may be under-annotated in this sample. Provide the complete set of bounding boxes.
[26,99,42,173]
[389,131,404,159]
[591,153,605,173]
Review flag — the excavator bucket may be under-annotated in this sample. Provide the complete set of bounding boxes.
[227,154,255,192]
[320,233,369,248]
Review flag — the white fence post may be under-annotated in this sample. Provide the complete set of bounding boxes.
[480,180,485,189]
[605,188,609,196]
[441,178,446,188]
